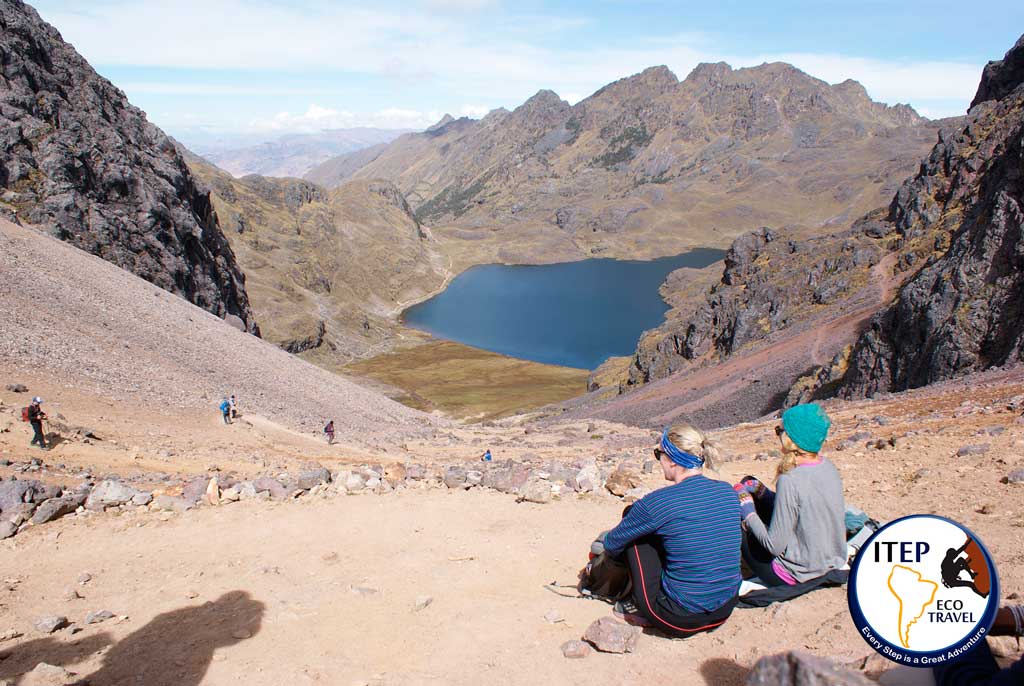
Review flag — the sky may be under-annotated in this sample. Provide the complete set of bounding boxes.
[31,0,1024,147]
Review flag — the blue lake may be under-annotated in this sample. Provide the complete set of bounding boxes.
[402,249,726,370]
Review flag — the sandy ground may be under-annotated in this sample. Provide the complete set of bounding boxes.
[2,368,1023,685]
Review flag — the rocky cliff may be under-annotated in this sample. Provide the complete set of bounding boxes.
[0,0,257,332]
[184,151,448,363]
[839,35,1024,396]
[623,223,886,386]
[308,62,945,269]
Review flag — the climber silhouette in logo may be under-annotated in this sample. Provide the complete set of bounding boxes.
[941,537,990,598]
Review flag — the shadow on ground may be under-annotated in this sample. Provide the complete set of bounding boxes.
[0,590,264,686]
[700,657,749,686]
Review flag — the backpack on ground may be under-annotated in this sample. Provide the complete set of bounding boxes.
[21,407,30,422]
[577,533,631,601]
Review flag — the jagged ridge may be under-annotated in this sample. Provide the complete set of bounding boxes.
[0,0,257,332]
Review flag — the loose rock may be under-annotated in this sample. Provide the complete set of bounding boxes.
[85,480,138,510]
[20,663,74,686]
[582,617,639,653]
[85,610,114,624]
[957,444,990,457]
[33,616,68,634]
[561,639,591,659]
[31,495,86,525]
[1003,469,1024,484]
[519,480,552,504]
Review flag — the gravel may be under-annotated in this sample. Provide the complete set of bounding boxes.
[0,220,444,445]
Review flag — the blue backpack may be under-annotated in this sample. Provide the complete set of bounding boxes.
[219,400,230,413]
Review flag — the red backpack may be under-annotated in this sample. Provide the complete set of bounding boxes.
[21,407,30,422]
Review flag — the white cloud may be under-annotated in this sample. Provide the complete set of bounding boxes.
[33,2,981,124]
[458,104,491,117]
[423,0,498,10]
[246,105,444,133]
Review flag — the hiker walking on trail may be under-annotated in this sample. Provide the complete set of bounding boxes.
[588,423,742,636]
[219,398,232,425]
[26,396,47,450]
[229,394,238,419]
[735,403,846,587]
[324,420,335,445]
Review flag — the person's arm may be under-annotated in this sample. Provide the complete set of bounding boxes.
[602,499,658,557]
[744,476,798,557]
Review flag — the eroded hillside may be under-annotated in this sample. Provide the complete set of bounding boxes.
[184,153,449,361]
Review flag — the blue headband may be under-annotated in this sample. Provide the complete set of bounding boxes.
[660,429,704,468]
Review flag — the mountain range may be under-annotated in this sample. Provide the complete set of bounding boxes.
[199,128,412,179]
[3,0,1021,431]
[576,35,1024,428]
[304,63,950,271]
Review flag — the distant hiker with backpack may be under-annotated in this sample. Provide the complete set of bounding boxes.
[324,420,335,445]
[229,394,238,419]
[25,397,47,450]
[584,423,742,636]
[219,398,232,425]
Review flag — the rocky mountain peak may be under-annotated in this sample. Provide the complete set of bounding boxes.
[426,114,456,131]
[833,78,870,100]
[632,65,679,89]
[517,89,570,113]
[480,108,510,126]
[683,61,733,87]
[0,0,257,332]
[971,34,1024,109]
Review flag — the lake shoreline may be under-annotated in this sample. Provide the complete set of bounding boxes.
[402,248,726,370]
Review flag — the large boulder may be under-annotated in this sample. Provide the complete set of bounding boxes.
[481,462,530,494]
[746,651,875,686]
[605,465,643,497]
[252,477,290,500]
[0,479,43,511]
[296,466,332,490]
[84,480,139,511]
[31,494,86,525]
[443,466,468,489]
[568,463,602,493]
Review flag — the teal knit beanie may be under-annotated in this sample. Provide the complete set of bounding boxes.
[781,403,831,453]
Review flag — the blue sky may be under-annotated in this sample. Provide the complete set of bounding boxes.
[31,0,1024,146]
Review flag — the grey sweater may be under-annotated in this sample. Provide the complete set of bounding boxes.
[746,458,847,582]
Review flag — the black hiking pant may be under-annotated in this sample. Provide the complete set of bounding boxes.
[741,495,789,586]
[624,536,737,637]
[30,420,46,448]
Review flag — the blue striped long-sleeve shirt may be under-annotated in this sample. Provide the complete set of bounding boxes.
[603,474,742,613]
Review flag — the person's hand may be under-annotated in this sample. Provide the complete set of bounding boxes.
[737,491,756,522]
[734,476,765,498]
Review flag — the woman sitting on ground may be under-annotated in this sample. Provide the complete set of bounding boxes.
[601,423,742,636]
[736,403,846,587]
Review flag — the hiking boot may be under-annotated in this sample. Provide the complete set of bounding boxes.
[613,599,654,627]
